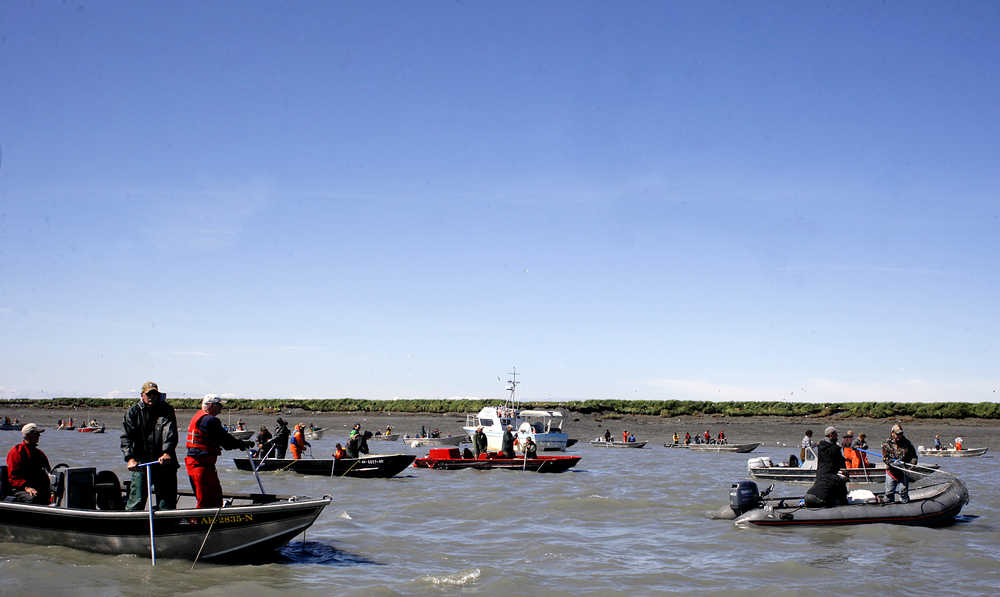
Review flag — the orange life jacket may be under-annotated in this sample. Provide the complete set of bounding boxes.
[333,448,344,459]
[955,441,963,450]
[186,410,220,455]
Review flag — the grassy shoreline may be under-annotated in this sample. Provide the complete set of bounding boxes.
[2,398,998,419]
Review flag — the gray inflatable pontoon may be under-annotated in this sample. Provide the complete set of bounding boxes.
[712,474,968,527]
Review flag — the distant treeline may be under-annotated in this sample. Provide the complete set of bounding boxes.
[2,398,999,419]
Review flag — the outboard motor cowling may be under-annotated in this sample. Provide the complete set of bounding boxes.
[729,480,762,515]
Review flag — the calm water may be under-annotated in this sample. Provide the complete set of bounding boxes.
[1,425,997,596]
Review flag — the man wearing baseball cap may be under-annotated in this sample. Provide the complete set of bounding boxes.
[185,394,255,508]
[121,381,179,511]
[881,423,918,503]
[804,426,849,507]
[6,423,52,504]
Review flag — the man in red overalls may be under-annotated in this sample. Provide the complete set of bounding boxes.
[185,394,253,508]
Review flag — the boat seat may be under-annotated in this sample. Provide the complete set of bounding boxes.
[95,470,125,510]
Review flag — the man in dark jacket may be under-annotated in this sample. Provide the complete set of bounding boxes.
[473,426,488,458]
[121,381,179,511]
[882,424,918,503]
[501,425,515,458]
[804,426,848,507]
[271,418,290,459]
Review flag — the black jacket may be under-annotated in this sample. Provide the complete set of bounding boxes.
[473,431,488,454]
[272,421,290,444]
[121,399,179,468]
[501,430,515,457]
[806,438,847,506]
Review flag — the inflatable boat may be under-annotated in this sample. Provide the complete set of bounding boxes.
[712,473,968,527]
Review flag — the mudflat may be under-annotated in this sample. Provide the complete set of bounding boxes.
[2,404,995,449]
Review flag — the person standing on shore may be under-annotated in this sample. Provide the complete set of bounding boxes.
[6,423,51,504]
[184,395,254,508]
[121,381,179,511]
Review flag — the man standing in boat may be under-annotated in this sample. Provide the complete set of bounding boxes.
[6,423,51,504]
[804,426,848,507]
[121,381,179,511]
[800,429,814,462]
[271,418,290,459]
[185,395,254,508]
[501,424,515,458]
[881,424,917,503]
[473,426,488,458]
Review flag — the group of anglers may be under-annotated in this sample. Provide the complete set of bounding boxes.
[5,382,255,511]
[670,429,727,445]
[802,423,919,508]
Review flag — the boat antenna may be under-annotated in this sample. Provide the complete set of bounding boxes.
[504,366,519,412]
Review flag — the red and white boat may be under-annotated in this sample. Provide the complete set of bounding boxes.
[413,447,581,473]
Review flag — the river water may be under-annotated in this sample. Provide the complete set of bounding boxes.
[0,417,996,596]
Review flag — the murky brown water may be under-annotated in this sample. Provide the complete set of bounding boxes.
[1,407,996,596]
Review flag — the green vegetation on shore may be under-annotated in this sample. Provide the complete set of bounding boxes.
[3,398,999,419]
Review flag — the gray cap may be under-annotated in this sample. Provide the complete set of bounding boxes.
[824,426,838,436]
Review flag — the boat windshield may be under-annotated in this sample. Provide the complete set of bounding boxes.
[478,418,494,427]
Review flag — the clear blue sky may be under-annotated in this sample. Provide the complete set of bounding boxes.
[2,2,997,402]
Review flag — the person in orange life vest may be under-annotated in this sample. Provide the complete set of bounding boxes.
[6,423,52,504]
[622,430,629,443]
[841,430,861,469]
[185,394,253,508]
[333,443,345,459]
[954,437,964,450]
[289,423,311,459]
[704,429,711,442]
[718,430,726,444]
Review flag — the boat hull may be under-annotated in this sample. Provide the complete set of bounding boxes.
[413,454,581,473]
[732,477,968,527]
[590,440,647,448]
[403,436,466,448]
[233,454,416,478]
[688,442,761,453]
[0,495,330,560]
[747,463,935,484]
[918,447,988,458]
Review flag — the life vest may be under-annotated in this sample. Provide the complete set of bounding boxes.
[955,440,963,450]
[842,446,860,469]
[623,431,628,442]
[186,410,220,455]
[333,448,345,459]
[291,428,306,448]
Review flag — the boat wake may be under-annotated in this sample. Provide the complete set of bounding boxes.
[420,568,481,586]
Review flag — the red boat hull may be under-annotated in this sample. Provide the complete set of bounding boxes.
[413,448,580,473]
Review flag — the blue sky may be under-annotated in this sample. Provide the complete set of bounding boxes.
[1,2,997,402]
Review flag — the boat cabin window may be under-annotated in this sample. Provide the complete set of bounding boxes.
[478,418,494,428]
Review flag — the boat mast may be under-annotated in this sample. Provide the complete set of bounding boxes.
[504,366,519,414]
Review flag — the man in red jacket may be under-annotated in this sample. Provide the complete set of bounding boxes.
[185,395,253,508]
[6,423,52,504]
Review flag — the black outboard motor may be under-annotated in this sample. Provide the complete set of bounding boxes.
[729,480,762,516]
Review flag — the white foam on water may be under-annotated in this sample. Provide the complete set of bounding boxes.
[338,510,353,520]
[420,568,481,586]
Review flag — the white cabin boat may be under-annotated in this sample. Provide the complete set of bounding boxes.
[463,368,569,452]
